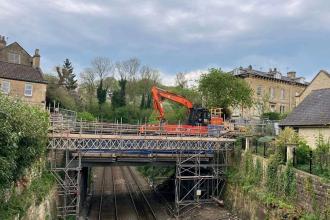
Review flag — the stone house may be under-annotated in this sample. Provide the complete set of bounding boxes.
[230,66,308,118]
[296,70,330,106]
[279,88,330,149]
[0,35,47,107]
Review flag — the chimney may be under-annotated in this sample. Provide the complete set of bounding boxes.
[287,71,296,79]
[32,49,40,68]
[0,35,7,49]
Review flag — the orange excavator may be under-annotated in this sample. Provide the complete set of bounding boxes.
[140,86,223,135]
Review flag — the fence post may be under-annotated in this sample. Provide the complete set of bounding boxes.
[286,144,296,165]
[255,138,258,154]
[263,143,266,158]
[245,135,252,152]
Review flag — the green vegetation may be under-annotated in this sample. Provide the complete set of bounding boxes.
[261,112,288,120]
[137,166,175,181]
[47,61,252,124]
[0,94,49,195]
[0,170,55,219]
[198,68,253,116]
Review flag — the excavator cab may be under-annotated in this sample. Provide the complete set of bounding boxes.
[187,107,210,126]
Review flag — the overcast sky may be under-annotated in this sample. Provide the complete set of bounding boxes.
[1,0,330,85]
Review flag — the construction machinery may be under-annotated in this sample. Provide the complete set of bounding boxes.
[140,86,224,135]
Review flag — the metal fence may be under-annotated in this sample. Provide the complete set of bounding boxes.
[293,149,330,177]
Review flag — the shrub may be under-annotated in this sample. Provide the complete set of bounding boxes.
[0,94,49,193]
[262,112,281,120]
[77,111,96,121]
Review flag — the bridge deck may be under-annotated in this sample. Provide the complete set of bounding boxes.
[48,133,235,151]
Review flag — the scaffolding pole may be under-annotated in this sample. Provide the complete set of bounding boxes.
[50,149,82,219]
[174,143,230,217]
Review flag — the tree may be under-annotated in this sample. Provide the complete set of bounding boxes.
[80,68,96,101]
[175,72,188,88]
[91,57,113,81]
[56,58,77,90]
[116,58,141,105]
[97,80,107,106]
[198,68,253,113]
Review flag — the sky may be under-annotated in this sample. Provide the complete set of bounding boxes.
[1,0,330,85]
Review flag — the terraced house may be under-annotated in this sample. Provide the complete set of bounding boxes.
[0,35,47,107]
[230,65,308,118]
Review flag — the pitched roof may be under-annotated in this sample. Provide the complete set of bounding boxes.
[232,67,309,86]
[0,61,46,84]
[279,88,330,126]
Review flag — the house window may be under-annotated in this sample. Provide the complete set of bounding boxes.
[270,104,276,112]
[280,105,285,113]
[8,52,21,64]
[256,86,262,96]
[280,89,285,99]
[1,80,10,94]
[269,87,275,99]
[24,83,33,96]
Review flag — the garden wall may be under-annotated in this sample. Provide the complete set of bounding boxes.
[225,152,330,219]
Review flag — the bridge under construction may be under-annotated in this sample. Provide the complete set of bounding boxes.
[48,109,236,219]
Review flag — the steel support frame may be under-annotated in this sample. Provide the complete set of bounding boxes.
[174,142,230,217]
[50,149,82,219]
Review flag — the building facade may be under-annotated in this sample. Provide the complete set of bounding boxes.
[0,35,47,107]
[296,70,330,106]
[230,66,308,118]
[280,88,330,149]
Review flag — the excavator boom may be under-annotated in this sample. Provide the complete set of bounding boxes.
[151,86,193,121]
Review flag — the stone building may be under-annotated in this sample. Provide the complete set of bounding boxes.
[230,66,308,118]
[0,35,47,107]
[279,88,330,149]
[296,70,330,106]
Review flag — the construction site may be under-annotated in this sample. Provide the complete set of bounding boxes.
[48,105,239,219]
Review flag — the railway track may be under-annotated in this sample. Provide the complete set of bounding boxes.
[94,167,118,220]
[121,166,158,220]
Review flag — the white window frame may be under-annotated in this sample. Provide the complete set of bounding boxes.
[256,86,262,96]
[1,80,10,94]
[24,83,33,97]
[280,105,285,113]
[8,52,21,64]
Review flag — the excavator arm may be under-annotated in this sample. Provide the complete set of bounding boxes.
[151,86,193,121]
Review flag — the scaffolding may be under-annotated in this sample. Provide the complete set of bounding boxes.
[174,142,231,217]
[47,109,235,219]
[50,149,82,219]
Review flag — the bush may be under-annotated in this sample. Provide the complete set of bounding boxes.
[77,111,96,121]
[296,141,311,165]
[0,94,49,193]
[262,112,281,120]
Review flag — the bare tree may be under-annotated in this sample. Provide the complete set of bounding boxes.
[175,72,188,88]
[80,68,97,105]
[115,58,140,81]
[91,57,114,80]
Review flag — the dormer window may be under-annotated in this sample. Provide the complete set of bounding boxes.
[275,72,281,79]
[8,52,21,64]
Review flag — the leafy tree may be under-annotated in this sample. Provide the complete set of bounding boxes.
[198,68,253,113]
[140,93,145,109]
[111,79,127,108]
[96,80,107,106]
